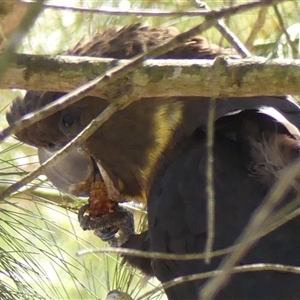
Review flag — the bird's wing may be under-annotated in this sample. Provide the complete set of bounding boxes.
[148,111,300,300]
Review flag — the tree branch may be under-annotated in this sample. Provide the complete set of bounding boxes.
[3,54,300,97]
[138,263,300,300]
[21,0,289,17]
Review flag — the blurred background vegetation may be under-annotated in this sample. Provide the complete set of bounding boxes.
[0,0,300,299]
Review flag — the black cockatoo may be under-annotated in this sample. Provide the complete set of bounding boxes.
[6,24,300,299]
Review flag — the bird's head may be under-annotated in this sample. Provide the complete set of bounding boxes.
[6,91,111,198]
[6,91,68,150]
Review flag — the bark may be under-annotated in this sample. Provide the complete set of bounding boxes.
[2,54,300,98]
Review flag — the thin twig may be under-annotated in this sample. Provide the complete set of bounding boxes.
[204,57,225,264]
[77,245,233,261]
[205,94,216,264]
[203,1,250,266]
[195,2,251,57]
[215,20,251,57]
[76,200,300,259]
[137,263,300,300]
[20,0,213,17]
[245,7,268,50]
[204,1,250,256]
[273,4,298,58]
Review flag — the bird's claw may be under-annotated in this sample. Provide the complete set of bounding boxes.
[78,204,134,247]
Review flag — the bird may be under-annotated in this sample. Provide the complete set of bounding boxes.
[148,107,300,299]
[6,24,300,299]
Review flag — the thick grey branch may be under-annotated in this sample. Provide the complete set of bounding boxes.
[3,54,300,98]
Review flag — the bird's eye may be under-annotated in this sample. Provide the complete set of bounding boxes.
[62,114,75,128]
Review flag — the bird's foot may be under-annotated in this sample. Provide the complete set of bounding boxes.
[78,204,134,247]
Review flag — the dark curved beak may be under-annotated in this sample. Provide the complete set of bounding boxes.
[38,146,122,200]
[38,147,97,197]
